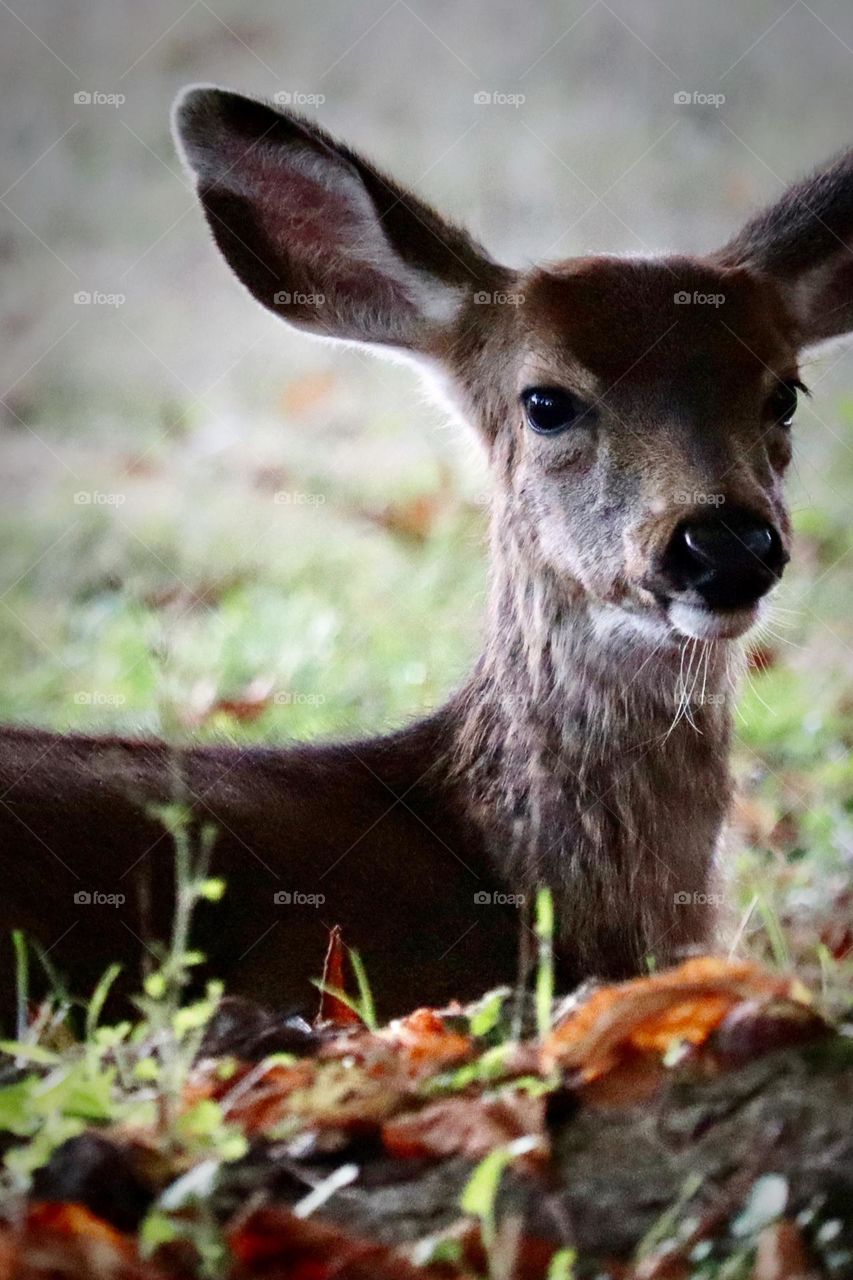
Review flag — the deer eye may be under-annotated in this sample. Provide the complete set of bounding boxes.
[767,379,802,428]
[522,386,591,435]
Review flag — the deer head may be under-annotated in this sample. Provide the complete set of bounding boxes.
[174,88,853,649]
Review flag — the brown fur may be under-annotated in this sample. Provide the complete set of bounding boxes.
[1,89,851,1024]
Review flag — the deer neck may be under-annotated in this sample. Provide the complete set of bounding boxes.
[452,517,739,975]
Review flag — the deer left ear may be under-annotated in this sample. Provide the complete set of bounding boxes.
[172,86,504,354]
[717,149,853,347]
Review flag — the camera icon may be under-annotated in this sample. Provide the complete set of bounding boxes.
[73,291,92,305]
[673,91,691,105]
[673,891,691,905]
[74,890,92,904]
[473,291,491,305]
[74,91,92,105]
[274,890,292,904]
[473,891,492,904]
[273,290,292,305]
[474,91,492,105]
[273,91,292,105]
[673,290,691,305]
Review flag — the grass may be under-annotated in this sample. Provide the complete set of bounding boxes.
[0,362,486,743]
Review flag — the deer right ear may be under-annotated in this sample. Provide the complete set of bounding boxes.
[717,148,853,348]
[172,86,503,354]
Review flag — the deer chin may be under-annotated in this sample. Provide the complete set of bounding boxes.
[667,599,761,642]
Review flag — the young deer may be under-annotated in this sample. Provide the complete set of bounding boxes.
[0,87,851,1022]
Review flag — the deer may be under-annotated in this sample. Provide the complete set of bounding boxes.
[0,85,850,1026]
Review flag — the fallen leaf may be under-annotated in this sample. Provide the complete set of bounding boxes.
[279,370,337,417]
[366,493,445,543]
[185,1057,316,1133]
[382,1090,545,1162]
[317,926,362,1028]
[705,998,829,1070]
[753,1219,820,1279]
[229,1205,458,1278]
[211,677,276,724]
[382,1007,473,1072]
[747,645,777,673]
[541,957,802,1079]
[0,1203,163,1279]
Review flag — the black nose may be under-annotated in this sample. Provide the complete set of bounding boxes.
[663,509,787,610]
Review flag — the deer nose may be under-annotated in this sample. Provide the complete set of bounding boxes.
[663,509,787,610]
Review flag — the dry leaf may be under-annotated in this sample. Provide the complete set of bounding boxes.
[382,1007,473,1072]
[542,957,803,1078]
[753,1220,820,1280]
[279,370,337,417]
[0,1203,162,1280]
[317,926,362,1027]
[229,1205,454,1279]
[382,1091,545,1162]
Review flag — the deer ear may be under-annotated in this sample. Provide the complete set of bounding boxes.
[717,149,853,347]
[172,86,501,352]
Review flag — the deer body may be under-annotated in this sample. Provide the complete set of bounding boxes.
[0,593,731,1019]
[2,88,852,1021]
[0,716,517,1017]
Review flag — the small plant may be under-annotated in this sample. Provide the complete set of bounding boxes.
[461,1135,541,1274]
[534,886,555,1040]
[0,800,245,1207]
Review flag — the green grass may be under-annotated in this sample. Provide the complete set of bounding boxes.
[0,368,487,741]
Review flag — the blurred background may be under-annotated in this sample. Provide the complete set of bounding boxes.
[1,0,852,980]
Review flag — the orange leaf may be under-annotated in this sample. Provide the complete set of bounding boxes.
[0,1202,165,1279]
[542,956,801,1079]
[229,1206,449,1278]
[280,370,337,417]
[382,1091,544,1162]
[27,1202,130,1250]
[382,1006,473,1071]
[317,926,361,1027]
[185,1057,316,1132]
[754,1220,820,1280]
